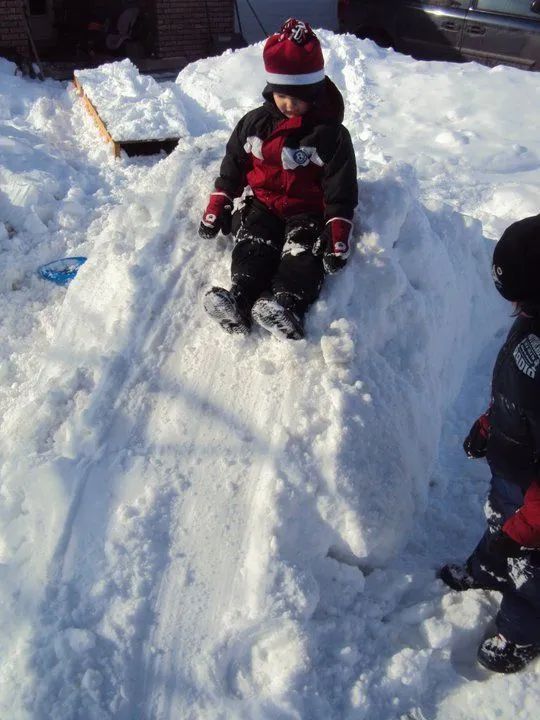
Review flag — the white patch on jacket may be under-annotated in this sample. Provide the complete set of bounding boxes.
[513,334,540,380]
[281,146,324,170]
[244,136,264,160]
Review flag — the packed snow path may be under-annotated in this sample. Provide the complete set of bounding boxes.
[1,31,540,720]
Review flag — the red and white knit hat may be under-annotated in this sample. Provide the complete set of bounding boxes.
[263,19,325,100]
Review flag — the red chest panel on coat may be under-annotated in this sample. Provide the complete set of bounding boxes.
[244,116,325,218]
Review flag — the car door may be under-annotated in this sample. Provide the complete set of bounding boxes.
[460,0,540,69]
[394,1,473,60]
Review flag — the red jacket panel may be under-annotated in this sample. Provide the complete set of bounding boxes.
[245,114,327,216]
[503,480,540,547]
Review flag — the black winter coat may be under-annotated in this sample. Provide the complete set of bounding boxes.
[214,78,358,220]
[488,314,540,487]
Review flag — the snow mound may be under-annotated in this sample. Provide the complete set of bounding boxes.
[0,57,16,76]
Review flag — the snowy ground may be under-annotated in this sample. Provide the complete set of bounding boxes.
[1,29,539,720]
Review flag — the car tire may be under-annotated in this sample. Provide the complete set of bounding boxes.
[355,26,393,49]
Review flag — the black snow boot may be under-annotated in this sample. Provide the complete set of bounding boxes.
[251,293,304,341]
[439,563,482,591]
[478,633,540,673]
[203,286,251,335]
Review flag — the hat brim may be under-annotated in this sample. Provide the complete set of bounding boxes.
[263,80,325,103]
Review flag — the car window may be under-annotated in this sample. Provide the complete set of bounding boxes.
[475,0,540,18]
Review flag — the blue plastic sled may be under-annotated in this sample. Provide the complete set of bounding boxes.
[38,257,87,286]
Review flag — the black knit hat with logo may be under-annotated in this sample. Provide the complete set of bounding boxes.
[492,214,540,302]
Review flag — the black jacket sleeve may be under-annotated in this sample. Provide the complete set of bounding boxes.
[523,393,540,469]
[321,125,358,221]
[214,114,251,198]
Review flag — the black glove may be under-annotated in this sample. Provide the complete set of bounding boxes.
[463,413,489,459]
[312,218,352,274]
[486,530,524,558]
[198,192,233,239]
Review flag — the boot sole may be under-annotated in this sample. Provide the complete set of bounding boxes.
[251,297,304,341]
[203,287,250,335]
[477,643,540,674]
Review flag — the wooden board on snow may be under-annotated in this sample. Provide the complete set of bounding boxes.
[73,76,180,159]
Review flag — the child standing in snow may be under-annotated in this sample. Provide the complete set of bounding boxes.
[440,215,540,673]
[198,19,358,340]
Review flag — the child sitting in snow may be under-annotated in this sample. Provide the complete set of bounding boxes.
[199,19,358,340]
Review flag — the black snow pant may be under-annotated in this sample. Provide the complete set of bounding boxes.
[230,198,325,317]
[467,472,540,646]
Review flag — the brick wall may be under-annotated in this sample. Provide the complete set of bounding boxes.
[0,1,236,63]
[0,0,28,57]
[155,0,234,60]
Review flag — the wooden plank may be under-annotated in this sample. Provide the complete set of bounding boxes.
[73,76,180,159]
[73,77,120,158]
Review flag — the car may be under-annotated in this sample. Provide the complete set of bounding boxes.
[338,0,540,70]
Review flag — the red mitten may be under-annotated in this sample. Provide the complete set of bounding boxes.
[199,192,233,238]
[463,412,490,458]
[313,217,352,274]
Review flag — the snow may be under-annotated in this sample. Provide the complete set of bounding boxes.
[75,60,188,141]
[1,25,540,720]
